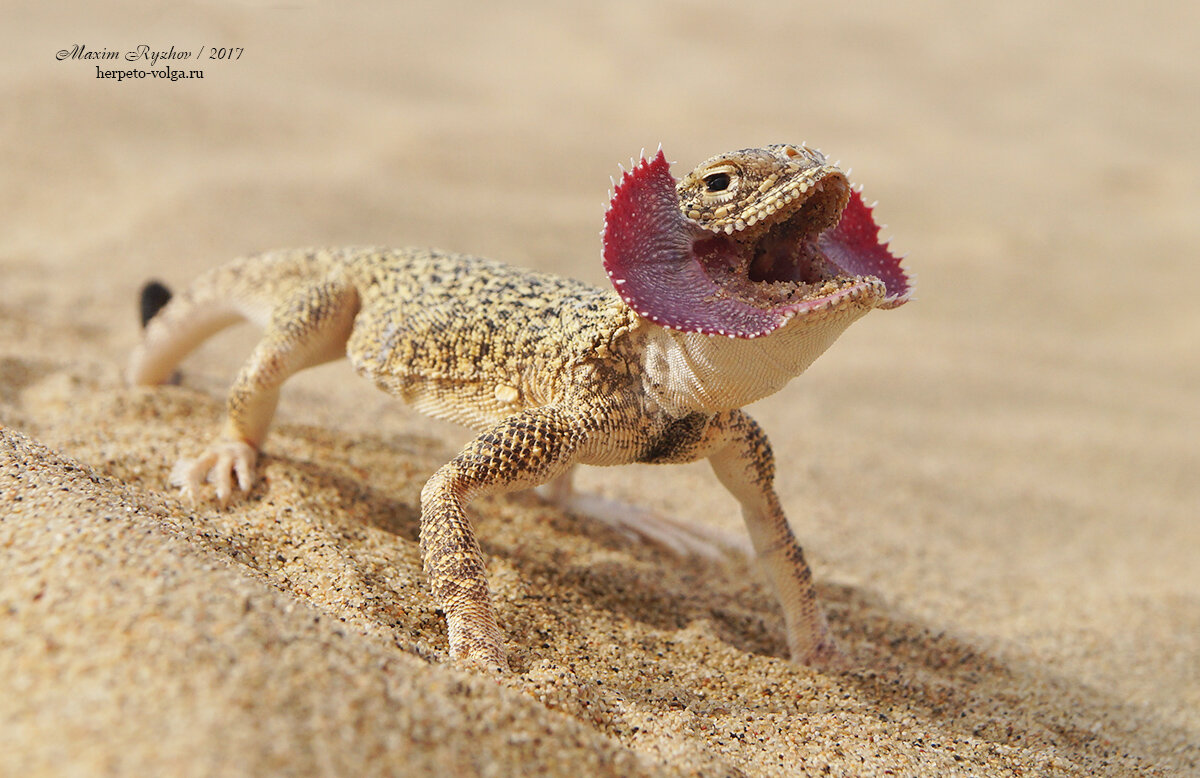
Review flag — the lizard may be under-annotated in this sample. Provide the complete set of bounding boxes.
[127,144,911,670]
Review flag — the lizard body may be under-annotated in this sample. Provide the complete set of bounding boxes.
[128,145,911,669]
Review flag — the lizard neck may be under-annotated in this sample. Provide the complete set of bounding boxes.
[636,304,874,417]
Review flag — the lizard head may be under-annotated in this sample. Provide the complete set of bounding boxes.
[603,146,911,338]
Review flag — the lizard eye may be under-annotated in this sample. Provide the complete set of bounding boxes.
[704,172,731,192]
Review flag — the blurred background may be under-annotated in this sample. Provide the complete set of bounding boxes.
[3,0,1197,757]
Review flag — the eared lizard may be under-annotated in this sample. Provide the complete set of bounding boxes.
[128,145,911,669]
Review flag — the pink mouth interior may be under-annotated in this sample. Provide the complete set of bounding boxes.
[602,150,911,337]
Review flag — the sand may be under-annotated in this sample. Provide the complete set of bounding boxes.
[2,1,1197,775]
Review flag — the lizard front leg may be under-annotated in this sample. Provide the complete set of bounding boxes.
[706,410,846,670]
[420,406,584,668]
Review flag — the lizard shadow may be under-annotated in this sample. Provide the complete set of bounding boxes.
[105,409,437,643]
[87,393,1190,774]
[107,420,1194,774]
[540,540,1193,772]
[825,584,1195,774]
[465,491,1193,773]
[482,489,793,657]
[234,426,432,631]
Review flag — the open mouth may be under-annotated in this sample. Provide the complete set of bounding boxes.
[690,165,856,310]
[602,148,911,338]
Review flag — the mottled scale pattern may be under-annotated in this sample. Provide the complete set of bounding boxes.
[342,248,640,430]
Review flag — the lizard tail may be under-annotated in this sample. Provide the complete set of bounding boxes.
[127,276,248,387]
[132,279,187,385]
[140,280,174,328]
[127,253,309,386]
[126,250,341,387]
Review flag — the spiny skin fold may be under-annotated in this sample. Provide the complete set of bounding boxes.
[603,146,908,338]
[127,145,910,671]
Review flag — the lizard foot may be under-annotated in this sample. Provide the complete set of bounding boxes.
[794,636,852,673]
[169,439,258,504]
[452,647,509,673]
[446,615,509,672]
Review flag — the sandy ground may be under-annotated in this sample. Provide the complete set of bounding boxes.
[2,2,1197,776]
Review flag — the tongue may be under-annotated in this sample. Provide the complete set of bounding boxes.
[602,150,788,337]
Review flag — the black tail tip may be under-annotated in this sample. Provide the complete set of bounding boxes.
[139,280,173,327]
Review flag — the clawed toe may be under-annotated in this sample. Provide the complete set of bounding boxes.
[169,439,258,503]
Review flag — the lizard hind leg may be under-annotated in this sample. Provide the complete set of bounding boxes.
[164,277,360,503]
[537,468,751,559]
[128,251,343,387]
